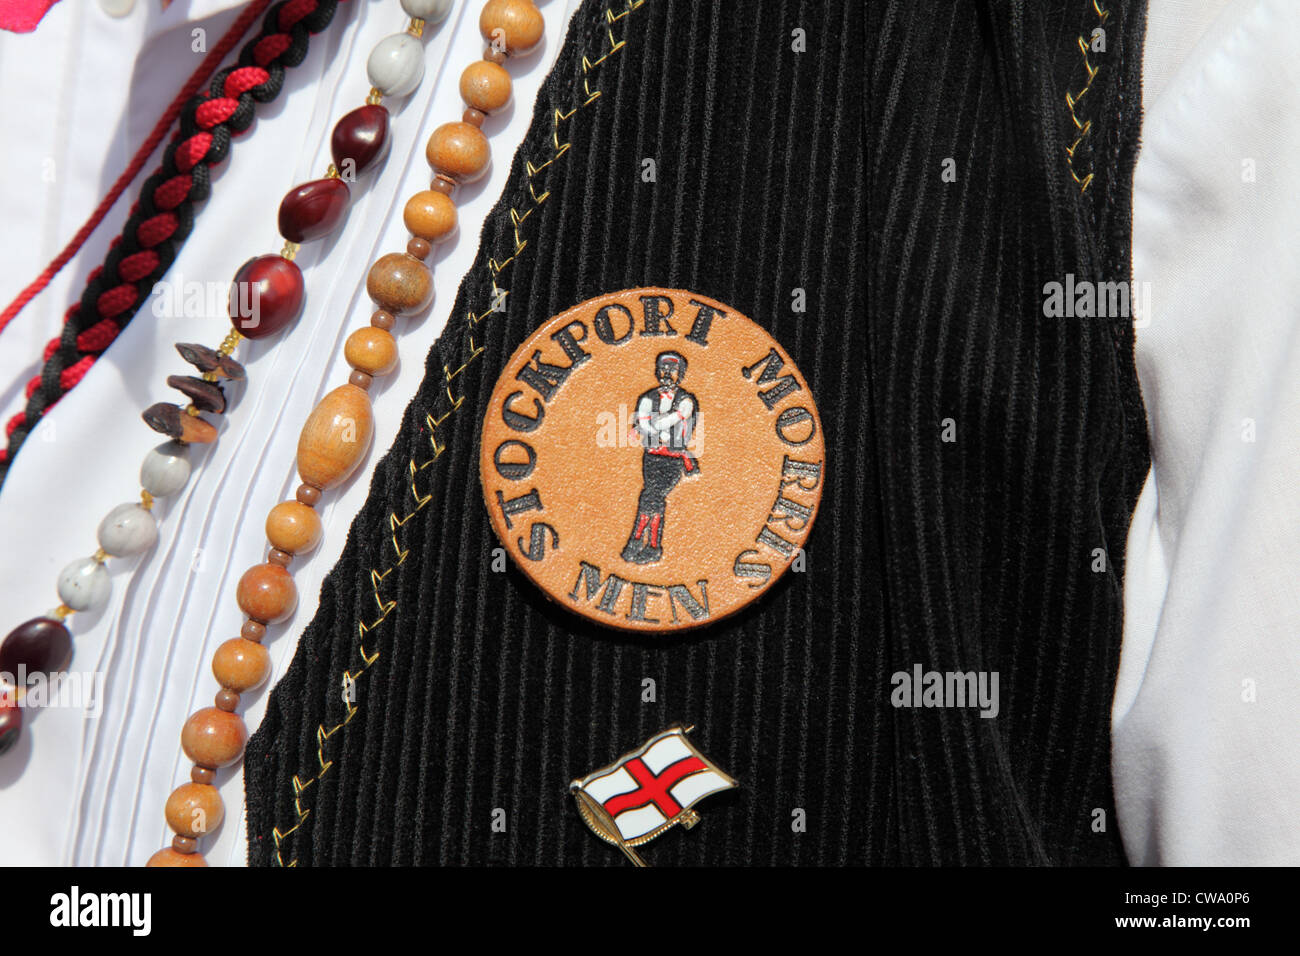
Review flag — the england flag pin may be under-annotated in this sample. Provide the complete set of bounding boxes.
[569,725,737,866]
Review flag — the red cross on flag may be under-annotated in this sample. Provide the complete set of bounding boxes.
[570,725,737,865]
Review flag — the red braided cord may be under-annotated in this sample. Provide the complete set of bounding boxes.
[1,0,334,447]
[0,0,273,339]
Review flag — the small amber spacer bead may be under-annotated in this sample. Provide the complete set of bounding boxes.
[484,47,507,64]
[172,835,198,854]
[240,620,266,643]
[463,107,486,127]
[349,370,374,390]
[431,175,456,195]
[371,309,396,331]
[407,237,432,260]
[215,689,240,712]
[268,548,292,568]
[296,483,322,507]
[191,765,215,785]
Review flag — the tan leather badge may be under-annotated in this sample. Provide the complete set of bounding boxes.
[479,288,825,633]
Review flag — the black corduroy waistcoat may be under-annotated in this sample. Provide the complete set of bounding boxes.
[245,0,1150,866]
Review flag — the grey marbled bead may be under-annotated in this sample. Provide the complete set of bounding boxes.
[140,441,191,497]
[400,0,453,23]
[97,503,158,557]
[367,33,425,98]
[57,558,110,614]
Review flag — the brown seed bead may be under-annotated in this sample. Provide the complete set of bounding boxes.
[190,765,215,785]
[212,637,270,693]
[296,483,322,507]
[370,309,396,331]
[215,689,240,711]
[267,548,292,568]
[431,175,456,195]
[459,60,512,114]
[147,847,208,867]
[165,782,224,837]
[403,190,456,244]
[172,835,198,854]
[235,563,297,624]
[484,46,507,64]
[479,0,544,56]
[181,707,247,768]
[298,385,376,490]
[366,252,432,314]
[426,122,490,183]
[349,370,374,390]
[265,500,322,555]
[462,108,486,128]
[345,326,399,376]
[240,620,266,643]
[407,237,432,260]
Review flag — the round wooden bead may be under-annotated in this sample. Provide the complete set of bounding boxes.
[459,59,512,113]
[479,0,544,56]
[265,500,322,554]
[97,502,157,557]
[140,441,191,497]
[297,385,375,490]
[212,638,270,693]
[0,617,72,680]
[367,32,425,97]
[181,707,247,768]
[57,558,110,613]
[147,848,209,867]
[366,252,432,314]
[345,327,398,376]
[425,122,490,183]
[236,563,297,624]
[228,254,305,339]
[165,782,224,837]
[402,190,456,243]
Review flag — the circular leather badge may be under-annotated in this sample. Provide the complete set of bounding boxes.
[479,289,825,633]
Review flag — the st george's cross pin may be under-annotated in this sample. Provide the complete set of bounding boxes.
[569,725,737,866]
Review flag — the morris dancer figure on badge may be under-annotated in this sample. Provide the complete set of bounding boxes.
[622,351,700,564]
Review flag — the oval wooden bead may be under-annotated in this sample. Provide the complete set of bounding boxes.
[425,121,490,183]
[344,327,398,376]
[366,253,432,314]
[479,0,544,55]
[402,190,456,243]
[0,617,72,679]
[147,848,208,867]
[228,254,305,339]
[297,384,375,490]
[236,563,297,624]
[180,707,247,768]
[212,638,270,693]
[331,104,390,176]
[265,500,322,554]
[278,177,350,243]
[459,59,512,113]
[164,782,224,837]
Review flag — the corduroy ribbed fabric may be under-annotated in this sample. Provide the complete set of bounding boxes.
[245,0,1149,866]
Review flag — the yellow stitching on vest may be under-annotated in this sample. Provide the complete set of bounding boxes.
[270,0,648,867]
[1065,0,1109,193]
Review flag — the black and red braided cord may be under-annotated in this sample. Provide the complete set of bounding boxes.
[0,0,348,487]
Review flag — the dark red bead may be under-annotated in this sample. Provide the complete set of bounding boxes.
[330,105,390,179]
[277,177,351,243]
[0,617,72,682]
[0,692,21,757]
[228,255,304,340]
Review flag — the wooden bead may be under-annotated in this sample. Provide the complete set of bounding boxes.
[345,327,399,376]
[147,847,208,867]
[366,252,432,314]
[297,385,375,490]
[191,765,215,785]
[165,782,224,837]
[371,309,396,330]
[349,370,374,390]
[403,190,456,243]
[462,108,485,127]
[296,483,322,507]
[240,620,266,643]
[215,689,240,711]
[236,563,297,624]
[172,835,198,854]
[267,548,292,568]
[431,175,456,195]
[212,637,270,693]
[479,0,544,56]
[425,122,490,183]
[407,237,432,260]
[265,500,322,554]
[483,47,507,64]
[459,59,512,113]
[181,707,247,768]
